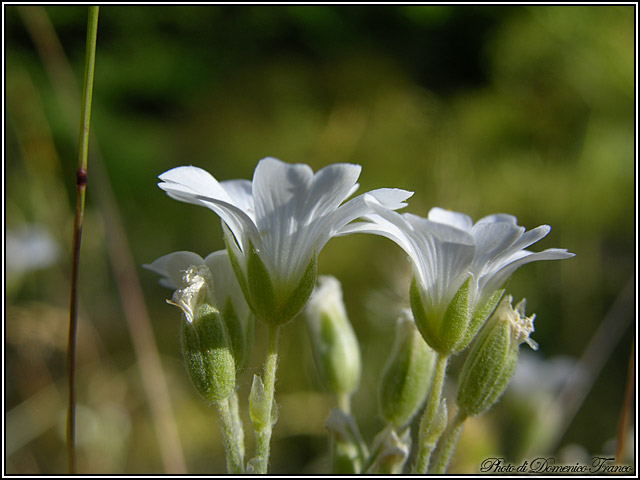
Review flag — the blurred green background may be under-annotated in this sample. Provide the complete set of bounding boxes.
[5,5,635,474]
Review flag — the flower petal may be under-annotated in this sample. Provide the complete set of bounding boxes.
[475,213,518,225]
[428,207,474,231]
[144,251,205,289]
[479,248,576,301]
[158,166,230,203]
[328,188,414,243]
[403,214,475,307]
[221,179,255,222]
[469,221,525,272]
[158,166,258,251]
[204,250,250,321]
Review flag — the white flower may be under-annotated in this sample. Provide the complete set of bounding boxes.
[157,157,413,325]
[144,250,253,370]
[424,207,575,308]
[341,202,574,354]
[145,250,248,320]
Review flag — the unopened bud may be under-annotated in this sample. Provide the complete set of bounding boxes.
[180,304,236,403]
[457,295,537,417]
[169,266,235,402]
[325,408,368,474]
[365,424,411,474]
[305,276,361,397]
[378,310,436,427]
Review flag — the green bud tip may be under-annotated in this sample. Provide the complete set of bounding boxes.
[306,275,361,396]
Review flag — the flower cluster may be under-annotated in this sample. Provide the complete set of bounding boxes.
[145,156,574,475]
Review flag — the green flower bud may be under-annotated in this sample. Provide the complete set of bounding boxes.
[325,408,369,474]
[169,266,236,403]
[457,295,537,417]
[364,424,411,475]
[305,276,361,397]
[180,303,236,403]
[249,374,278,433]
[378,310,436,427]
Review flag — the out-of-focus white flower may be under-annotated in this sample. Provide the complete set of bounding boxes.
[157,157,413,325]
[342,204,574,354]
[6,224,60,275]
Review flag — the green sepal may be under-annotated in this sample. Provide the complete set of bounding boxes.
[410,276,474,356]
[246,242,277,323]
[457,318,518,417]
[224,228,250,304]
[425,400,448,447]
[247,242,318,326]
[410,277,440,352]
[249,374,277,432]
[222,297,254,372]
[180,304,236,403]
[459,288,505,353]
[278,254,317,325]
[378,317,436,427]
[439,276,472,354]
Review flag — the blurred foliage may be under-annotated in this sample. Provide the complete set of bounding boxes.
[5,5,635,474]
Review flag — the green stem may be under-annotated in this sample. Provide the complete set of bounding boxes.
[337,393,351,414]
[67,6,98,474]
[253,325,280,474]
[412,354,449,474]
[216,396,245,473]
[430,410,467,474]
[229,391,245,463]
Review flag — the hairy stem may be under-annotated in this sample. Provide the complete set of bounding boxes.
[216,396,245,473]
[412,354,449,473]
[430,410,467,473]
[252,325,280,473]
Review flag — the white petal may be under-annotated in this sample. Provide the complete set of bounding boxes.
[403,214,475,305]
[306,163,362,218]
[204,250,250,321]
[476,213,518,225]
[250,158,316,282]
[250,158,371,287]
[469,222,524,271]
[326,188,414,246]
[405,214,474,246]
[337,218,415,260]
[480,248,576,301]
[509,225,551,252]
[158,166,231,203]
[144,251,205,289]
[158,166,258,251]
[428,207,473,231]
[221,179,255,222]
[252,157,314,228]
